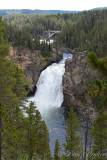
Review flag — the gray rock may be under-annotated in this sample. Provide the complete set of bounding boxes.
[9,46,62,93]
[62,50,101,117]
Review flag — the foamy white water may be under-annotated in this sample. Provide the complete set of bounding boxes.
[29,61,65,113]
[28,53,72,155]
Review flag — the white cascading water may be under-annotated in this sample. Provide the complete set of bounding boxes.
[28,53,72,155]
[29,61,65,113]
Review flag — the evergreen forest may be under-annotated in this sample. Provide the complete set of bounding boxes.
[0,8,107,160]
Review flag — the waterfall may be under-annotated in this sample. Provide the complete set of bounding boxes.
[28,53,72,155]
[29,61,65,113]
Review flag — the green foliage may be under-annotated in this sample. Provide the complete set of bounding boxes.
[54,139,61,160]
[34,37,41,50]
[87,52,107,76]
[64,107,81,160]
[4,9,107,58]
[25,101,51,160]
[90,109,107,160]
[87,50,107,160]
[0,16,28,159]
[1,9,107,159]
[0,17,9,57]
[87,52,98,66]
[41,42,51,57]
[4,14,63,52]
[87,52,107,110]
[0,16,52,159]
[4,14,63,33]
[87,79,107,110]
[58,10,107,57]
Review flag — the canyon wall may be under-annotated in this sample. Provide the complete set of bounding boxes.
[8,46,62,94]
[62,51,101,118]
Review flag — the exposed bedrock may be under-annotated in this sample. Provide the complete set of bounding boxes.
[8,46,62,94]
[62,51,101,118]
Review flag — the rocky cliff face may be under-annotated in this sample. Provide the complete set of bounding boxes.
[62,51,101,118]
[8,46,62,94]
[8,46,100,118]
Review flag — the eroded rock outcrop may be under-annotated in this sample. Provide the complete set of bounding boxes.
[8,46,62,94]
[62,51,101,118]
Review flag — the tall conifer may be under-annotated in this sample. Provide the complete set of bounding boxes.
[54,139,61,160]
[26,101,51,160]
[90,109,107,160]
[64,107,81,160]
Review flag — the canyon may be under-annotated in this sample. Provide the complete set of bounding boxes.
[8,46,101,119]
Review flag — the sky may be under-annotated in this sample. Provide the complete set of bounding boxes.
[0,0,107,11]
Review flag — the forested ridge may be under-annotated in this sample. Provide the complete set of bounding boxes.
[0,7,107,16]
[3,9,107,58]
[0,8,107,159]
[58,9,107,58]
[0,9,79,16]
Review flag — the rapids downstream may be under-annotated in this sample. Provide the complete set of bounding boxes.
[29,53,72,154]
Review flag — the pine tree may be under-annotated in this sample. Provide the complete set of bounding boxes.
[87,50,107,160]
[0,101,2,160]
[26,102,37,159]
[0,17,9,57]
[54,139,61,160]
[64,107,81,160]
[0,59,28,159]
[0,17,29,159]
[90,109,107,160]
[0,16,52,159]
[26,101,51,160]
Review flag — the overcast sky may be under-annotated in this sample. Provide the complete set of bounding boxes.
[0,0,107,11]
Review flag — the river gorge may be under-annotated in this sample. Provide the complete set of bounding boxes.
[9,47,99,156]
[28,53,72,154]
